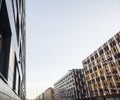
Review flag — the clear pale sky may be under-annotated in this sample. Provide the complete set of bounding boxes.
[26,0,120,99]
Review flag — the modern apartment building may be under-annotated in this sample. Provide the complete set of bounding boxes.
[54,69,87,100]
[0,0,26,100]
[82,32,120,100]
[44,87,55,100]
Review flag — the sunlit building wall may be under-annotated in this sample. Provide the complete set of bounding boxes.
[0,0,26,100]
[82,32,120,99]
[44,87,55,100]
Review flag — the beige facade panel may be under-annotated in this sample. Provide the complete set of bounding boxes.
[82,32,120,98]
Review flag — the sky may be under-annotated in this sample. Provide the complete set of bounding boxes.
[26,0,120,99]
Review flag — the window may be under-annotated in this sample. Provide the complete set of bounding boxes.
[13,55,20,95]
[98,64,101,69]
[116,82,120,88]
[89,69,92,73]
[15,68,19,94]
[0,2,11,80]
[99,49,104,55]
[99,89,103,94]
[109,39,116,47]
[95,53,98,58]
[0,0,2,10]
[101,76,105,80]
[12,0,19,44]
[104,45,109,52]
[0,33,2,51]
[12,0,17,22]
[13,56,17,91]
[92,79,95,83]
[0,28,10,79]
[96,77,100,82]
[116,37,120,43]
[107,57,112,61]
[8,44,15,88]
[91,56,94,61]
[93,66,97,71]
[115,53,120,63]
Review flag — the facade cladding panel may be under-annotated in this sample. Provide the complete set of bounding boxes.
[54,69,87,100]
[0,0,26,100]
[82,32,120,99]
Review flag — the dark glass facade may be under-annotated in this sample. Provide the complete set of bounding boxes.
[0,0,26,100]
